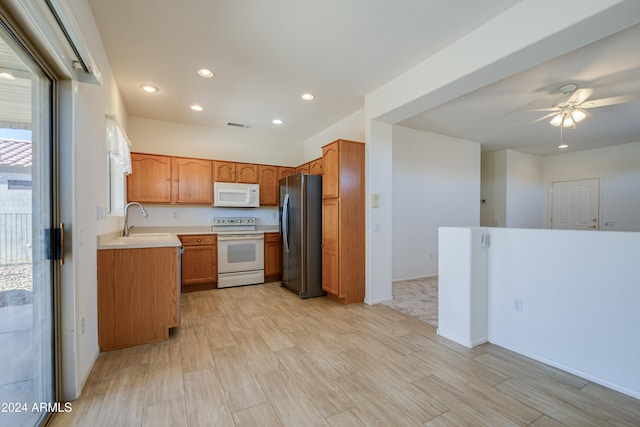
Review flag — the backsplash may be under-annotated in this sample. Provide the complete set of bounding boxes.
[127,205,279,228]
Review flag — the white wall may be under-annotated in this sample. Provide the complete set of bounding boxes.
[481,150,543,228]
[58,0,129,400]
[505,150,543,228]
[364,0,638,305]
[365,120,393,304]
[438,227,488,348]
[127,117,303,167]
[487,227,640,399]
[543,141,640,231]
[480,151,506,227]
[391,126,480,281]
[302,109,364,161]
[438,226,640,399]
[130,205,279,229]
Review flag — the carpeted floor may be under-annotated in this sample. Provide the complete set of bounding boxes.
[381,276,438,326]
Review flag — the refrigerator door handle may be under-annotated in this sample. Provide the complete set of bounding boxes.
[282,193,290,253]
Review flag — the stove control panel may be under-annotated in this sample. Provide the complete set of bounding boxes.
[212,217,256,226]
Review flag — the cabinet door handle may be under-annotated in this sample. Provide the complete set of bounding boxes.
[197,239,201,243]
[166,178,171,181]
[175,178,179,182]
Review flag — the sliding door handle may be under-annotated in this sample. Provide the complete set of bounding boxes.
[55,223,65,265]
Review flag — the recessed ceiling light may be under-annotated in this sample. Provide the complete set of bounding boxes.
[0,72,16,80]
[140,84,159,93]
[190,104,204,111]
[198,68,214,78]
[301,93,315,101]
[558,144,568,149]
[272,119,283,125]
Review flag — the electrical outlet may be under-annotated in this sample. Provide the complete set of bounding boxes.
[512,298,523,313]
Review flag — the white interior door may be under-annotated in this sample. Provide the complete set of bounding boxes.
[551,179,600,230]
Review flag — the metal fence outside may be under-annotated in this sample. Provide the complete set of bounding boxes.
[0,213,32,264]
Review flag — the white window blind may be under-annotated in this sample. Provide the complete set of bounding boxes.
[105,114,132,175]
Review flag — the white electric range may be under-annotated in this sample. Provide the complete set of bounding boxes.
[212,217,265,288]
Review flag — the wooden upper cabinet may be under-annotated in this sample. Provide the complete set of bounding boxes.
[295,163,310,174]
[127,153,172,203]
[213,161,236,182]
[309,158,323,176]
[236,163,259,183]
[214,161,258,183]
[259,165,279,206]
[278,167,295,180]
[172,157,213,204]
[128,153,212,205]
[322,142,339,199]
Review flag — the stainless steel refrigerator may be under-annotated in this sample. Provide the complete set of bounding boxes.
[279,173,324,298]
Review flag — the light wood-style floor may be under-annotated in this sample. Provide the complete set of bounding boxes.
[51,282,640,426]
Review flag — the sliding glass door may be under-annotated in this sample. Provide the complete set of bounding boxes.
[0,19,56,427]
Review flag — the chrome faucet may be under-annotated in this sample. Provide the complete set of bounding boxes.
[122,202,149,236]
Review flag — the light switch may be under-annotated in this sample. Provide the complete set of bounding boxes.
[371,193,380,208]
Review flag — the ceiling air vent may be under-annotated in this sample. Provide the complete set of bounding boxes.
[227,122,250,128]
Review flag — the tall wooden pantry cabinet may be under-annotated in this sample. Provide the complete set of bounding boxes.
[321,139,365,304]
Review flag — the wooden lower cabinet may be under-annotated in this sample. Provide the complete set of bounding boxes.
[321,199,340,296]
[264,232,282,282]
[98,246,180,351]
[179,234,217,291]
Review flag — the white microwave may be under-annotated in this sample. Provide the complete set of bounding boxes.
[214,182,260,207]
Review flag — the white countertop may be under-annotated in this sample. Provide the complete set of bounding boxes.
[97,225,280,250]
[98,231,182,250]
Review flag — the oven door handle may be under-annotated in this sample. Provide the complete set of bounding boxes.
[217,234,264,241]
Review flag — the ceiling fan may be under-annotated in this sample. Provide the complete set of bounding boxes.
[525,83,640,128]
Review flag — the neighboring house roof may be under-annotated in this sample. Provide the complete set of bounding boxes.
[0,138,32,167]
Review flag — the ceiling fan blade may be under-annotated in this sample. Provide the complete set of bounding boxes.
[525,111,558,125]
[582,93,640,108]
[568,88,593,104]
[520,107,561,112]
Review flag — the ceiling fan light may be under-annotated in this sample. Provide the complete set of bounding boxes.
[562,115,575,128]
[571,108,587,122]
[550,114,563,126]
